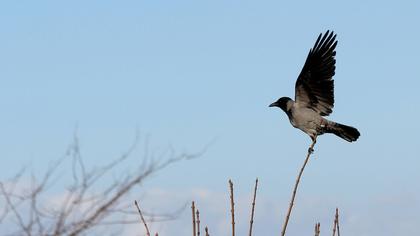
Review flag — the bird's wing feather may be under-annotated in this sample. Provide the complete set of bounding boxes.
[295,31,337,116]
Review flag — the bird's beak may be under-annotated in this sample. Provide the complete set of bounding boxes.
[269,102,277,107]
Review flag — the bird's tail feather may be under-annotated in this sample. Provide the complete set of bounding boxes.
[326,122,360,142]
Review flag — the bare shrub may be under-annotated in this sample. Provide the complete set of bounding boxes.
[0,132,201,236]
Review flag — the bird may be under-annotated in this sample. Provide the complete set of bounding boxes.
[269,30,360,147]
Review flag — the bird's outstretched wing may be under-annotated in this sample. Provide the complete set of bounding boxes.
[295,31,337,116]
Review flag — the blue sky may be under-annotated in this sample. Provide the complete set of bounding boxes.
[1,0,420,235]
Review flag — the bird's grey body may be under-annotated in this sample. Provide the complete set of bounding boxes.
[288,101,323,139]
[284,99,338,141]
[270,31,360,143]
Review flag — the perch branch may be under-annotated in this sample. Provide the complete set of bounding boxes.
[280,139,316,236]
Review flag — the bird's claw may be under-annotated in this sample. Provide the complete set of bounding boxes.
[308,147,314,154]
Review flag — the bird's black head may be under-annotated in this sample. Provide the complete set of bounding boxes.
[269,97,292,112]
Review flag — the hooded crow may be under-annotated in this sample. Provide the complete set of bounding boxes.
[270,31,360,143]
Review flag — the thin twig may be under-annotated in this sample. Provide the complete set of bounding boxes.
[192,201,196,236]
[229,179,235,236]
[315,222,320,236]
[248,178,259,236]
[336,208,340,236]
[196,210,201,236]
[318,223,321,235]
[332,208,338,236]
[205,226,210,236]
[280,139,317,236]
[134,200,150,236]
[0,183,30,235]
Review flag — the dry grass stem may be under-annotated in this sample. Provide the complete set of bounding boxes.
[229,179,235,236]
[192,201,197,236]
[280,139,317,236]
[248,178,259,236]
[134,200,151,236]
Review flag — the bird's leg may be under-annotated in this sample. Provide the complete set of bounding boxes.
[308,136,317,154]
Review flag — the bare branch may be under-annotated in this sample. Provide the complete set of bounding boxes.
[0,131,200,236]
[248,178,258,236]
[314,222,320,236]
[229,179,235,236]
[196,209,201,236]
[192,201,196,236]
[336,208,341,236]
[134,200,150,236]
[281,139,316,236]
[0,182,30,235]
